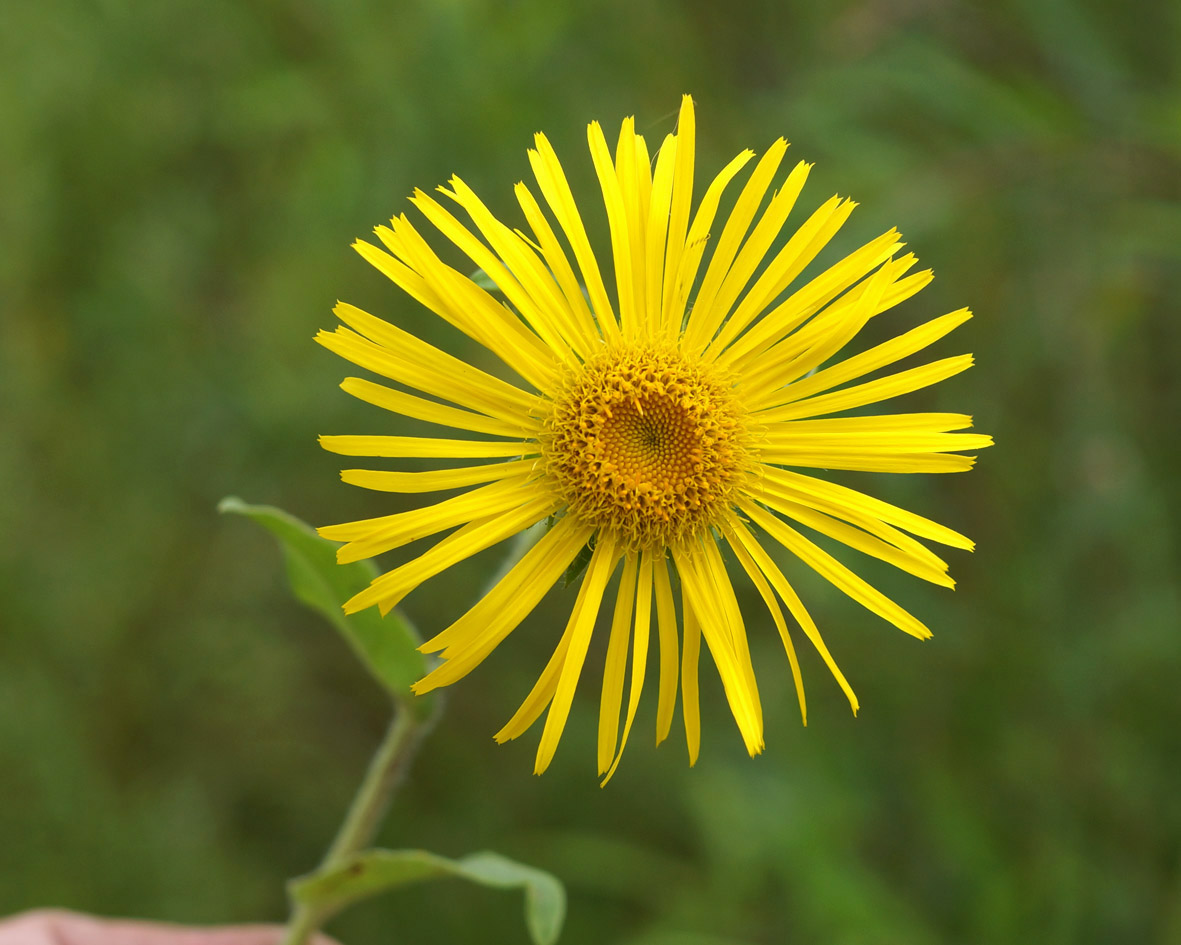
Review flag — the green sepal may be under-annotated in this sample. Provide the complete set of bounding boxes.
[218,497,434,719]
[290,848,566,945]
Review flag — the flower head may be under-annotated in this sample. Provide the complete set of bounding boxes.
[318,96,992,781]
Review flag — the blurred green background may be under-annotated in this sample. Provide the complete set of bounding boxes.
[2,0,1179,942]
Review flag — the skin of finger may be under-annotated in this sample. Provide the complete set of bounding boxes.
[0,911,340,945]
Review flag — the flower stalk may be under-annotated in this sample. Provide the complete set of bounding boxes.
[281,702,437,945]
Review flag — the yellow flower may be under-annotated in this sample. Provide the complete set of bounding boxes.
[318,96,992,782]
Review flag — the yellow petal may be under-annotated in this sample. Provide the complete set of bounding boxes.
[683,138,788,351]
[601,551,654,786]
[319,312,540,422]
[319,475,538,562]
[725,513,859,713]
[661,95,696,338]
[652,553,680,745]
[754,308,972,413]
[340,459,537,494]
[343,494,559,614]
[597,553,638,774]
[755,488,954,587]
[529,133,619,342]
[589,119,639,336]
[686,159,811,354]
[534,531,620,774]
[759,466,975,550]
[513,181,600,355]
[432,177,590,362]
[743,500,933,640]
[340,376,536,439]
[722,519,807,725]
[679,582,702,766]
[757,354,976,421]
[716,227,901,368]
[673,545,763,757]
[318,434,537,460]
[665,149,755,334]
[414,516,593,690]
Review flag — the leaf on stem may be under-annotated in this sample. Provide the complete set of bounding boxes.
[291,848,566,945]
[218,497,433,718]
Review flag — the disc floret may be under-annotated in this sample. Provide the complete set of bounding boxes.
[542,344,749,550]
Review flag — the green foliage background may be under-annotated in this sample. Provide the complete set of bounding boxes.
[2,0,1179,942]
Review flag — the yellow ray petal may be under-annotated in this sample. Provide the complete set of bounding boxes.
[682,138,788,350]
[319,475,538,561]
[725,512,859,713]
[759,450,980,474]
[598,553,638,775]
[673,545,763,757]
[535,531,620,774]
[601,550,654,786]
[340,459,538,494]
[756,354,976,422]
[754,488,954,587]
[644,134,678,339]
[705,194,856,357]
[318,317,540,423]
[759,466,975,550]
[343,494,559,614]
[679,582,702,765]
[513,182,600,354]
[754,467,954,574]
[666,149,755,335]
[742,500,932,640]
[387,214,561,394]
[722,519,806,725]
[319,434,538,460]
[700,536,763,732]
[629,131,653,328]
[661,95,696,337]
[731,262,902,407]
[589,119,639,336]
[716,228,902,368]
[529,133,620,342]
[754,308,973,413]
[685,159,811,354]
[411,187,572,361]
[358,223,559,393]
[431,177,590,362]
[763,430,995,454]
[767,412,975,435]
[612,117,649,336]
[340,377,537,439]
[738,264,935,400]
[414,516,593,689]
[652,552,679,745]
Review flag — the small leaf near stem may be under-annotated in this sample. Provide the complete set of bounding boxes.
[218,497,434,719]
[223,500,563,944]
[291,849,566,945]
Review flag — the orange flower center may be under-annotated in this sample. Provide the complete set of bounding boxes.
[543,345,748,550]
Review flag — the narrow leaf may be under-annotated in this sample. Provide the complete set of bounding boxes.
[291,848,566,945]
[219,497,432,717]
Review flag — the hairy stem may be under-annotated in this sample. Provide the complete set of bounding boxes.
[281,704,434,945]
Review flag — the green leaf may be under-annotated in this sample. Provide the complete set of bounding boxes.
[218,497,432,716]
[292,848,566,945]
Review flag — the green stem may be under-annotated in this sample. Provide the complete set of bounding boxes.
[281,703,434,945]
[280,524,538,944]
